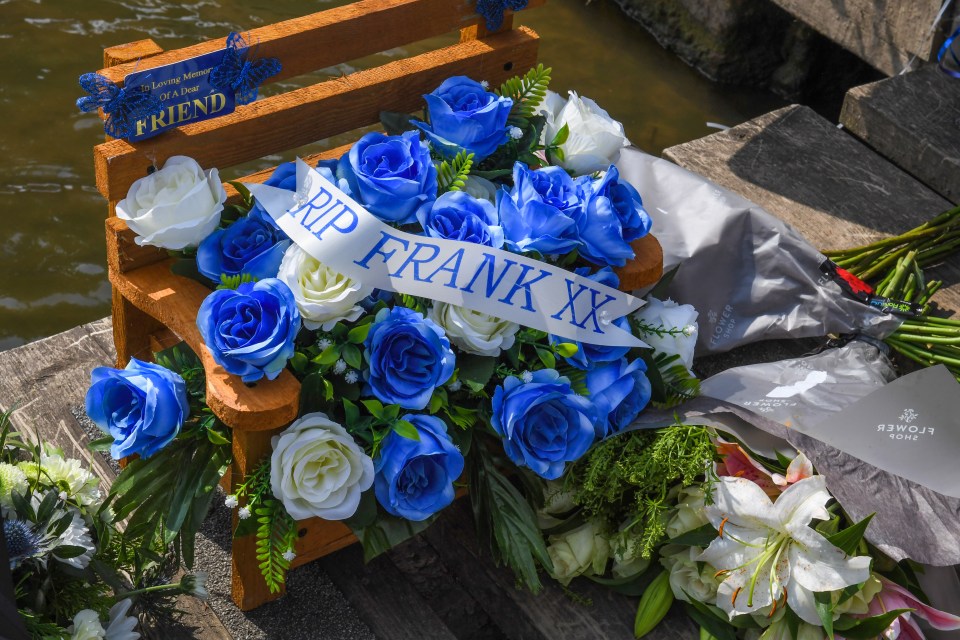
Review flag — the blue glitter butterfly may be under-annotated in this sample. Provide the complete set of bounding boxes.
[76,72,164,139]
[476,0,529,32]
[210,32,282,105]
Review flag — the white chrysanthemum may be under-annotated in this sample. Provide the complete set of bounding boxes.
[427,302,519,357]
[0,462,27,511]
[54,510,94,570]
[20,453,100,506]
[278,245,371,331]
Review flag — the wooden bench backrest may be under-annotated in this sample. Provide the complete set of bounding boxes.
[94,0,544,203]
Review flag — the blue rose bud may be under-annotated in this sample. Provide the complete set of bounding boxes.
[585,357,652,438]
[196,208,291,282]
[550,267,631,370]
[363,307,456,410]
[197,278,301,383]
[491,369,597,480]
[374,414,464,521]
[85,358,189,459]
[499,162,582,255]
[338,131,437,224]
[573,166,652,268]
[417,190,504,248]
[413,76,513,161]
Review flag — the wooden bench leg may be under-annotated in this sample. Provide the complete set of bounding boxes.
[111,288,165,368]
[230,427,286,610]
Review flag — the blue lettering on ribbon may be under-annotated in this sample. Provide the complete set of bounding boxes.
[498,265,552,312]
[390,242,442,281]
[424,248,465,288]
[292,189,358,239]
[354,231,410,269]
[461,253,516,297]
[550,279,617,333]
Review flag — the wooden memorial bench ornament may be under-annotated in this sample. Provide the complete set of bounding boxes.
[93,0,661,611]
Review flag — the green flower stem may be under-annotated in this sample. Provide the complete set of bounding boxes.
[889,333,960,345]
[887,338,960,368]
[113,582,182,601]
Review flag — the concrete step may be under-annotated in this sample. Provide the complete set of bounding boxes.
[663,104,960,315]
[841,64,960,203]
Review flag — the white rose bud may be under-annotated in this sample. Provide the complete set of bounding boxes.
[538,90,630,176]
[661,546,720,604]
[270,412,374,521]
[115,155,226,250]
[546,520,610,586]
[634,296,700,372]
[277,245,371,331]
[665,486,710,539]
[461,175,499,204]
[427,302,519,357]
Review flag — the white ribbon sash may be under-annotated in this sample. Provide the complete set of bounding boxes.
[247,159,646,347]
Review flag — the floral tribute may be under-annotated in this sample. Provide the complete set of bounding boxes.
[0,409,208,638]
[82,65,960,640]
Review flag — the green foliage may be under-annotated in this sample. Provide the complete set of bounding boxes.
[642,351,701,408]
[567,422,715,559]
[217,273,258,290]
[256,498,298,594]
[498,64,552,118]
[469,439,552,592]
[436,150,475,194]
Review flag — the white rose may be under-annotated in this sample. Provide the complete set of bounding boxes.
[270,412,374,521]
[609,532,651,580]
[538,90,630,176]
[115,155,225,250]
[634,296,699,372]
[665,486,709,539]
[661,546,720,604]
[427,302,519,357]
[546,520,610,586]
[537,479,578,528]
[277,245,371,331]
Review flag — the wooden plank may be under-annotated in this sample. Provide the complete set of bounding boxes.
[107,252,300,431]
[663,104,960,313]
[422,501,696,640]
[103,39,164,68]
[768,0,949,75]
[318,543,458,640]
[841,64,960,203]
[0,319,117,484]
[94,27,540,201]
[96,0,544,86]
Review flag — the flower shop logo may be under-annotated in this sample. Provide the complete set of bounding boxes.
[876,408,935,442]
[707,304,736,348]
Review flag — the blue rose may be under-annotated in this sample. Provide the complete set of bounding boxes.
[417,190,504,248]
[197,208,291,282]
[197,278,301,383]
[363,307,455,409]
[498,163,582,255]
[550,267,631,370]
[491,369,597,480]
[338,131,437,224]
[585,358,651,437]
[374,414,464,521]
[573,166,652,268]
[412,76,513,161]
[85,358,188,459]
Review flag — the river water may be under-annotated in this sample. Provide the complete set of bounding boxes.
[0,0,782,350]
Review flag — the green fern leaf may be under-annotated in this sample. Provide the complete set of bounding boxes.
[498,64,552,118]
[436,150,475,194]
[255,499,297,593]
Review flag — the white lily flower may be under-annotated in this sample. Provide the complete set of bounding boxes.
[698,476,871,624]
